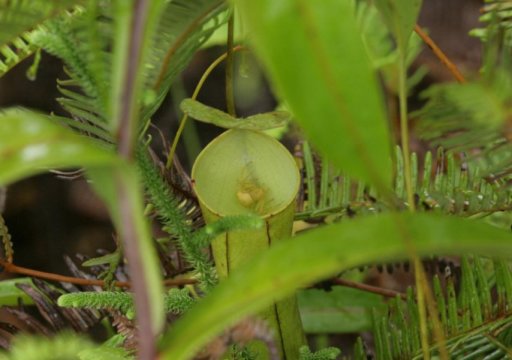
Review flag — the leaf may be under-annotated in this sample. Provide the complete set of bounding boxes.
[0,0,82,46]
[0,108,117,186]
[81,252,120,267]
[180,98,289,130]
[297,286,385,333]
[0,33,37,79]
[141,0,228,121]
[160,212,512,359]
[0,278,34,306]
[374,0,423,49]
[234,0,391,189]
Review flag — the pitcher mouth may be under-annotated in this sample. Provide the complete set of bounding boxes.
[191,129,300,219]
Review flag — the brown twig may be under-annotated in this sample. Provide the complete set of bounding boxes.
[0,258,196,288]
[414,24,466,84]
[332,277,406,300]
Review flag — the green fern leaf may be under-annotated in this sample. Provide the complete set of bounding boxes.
[0,0,83,45]
[371,256,512,359]
[0,0,84,78]
[141,0,228,121]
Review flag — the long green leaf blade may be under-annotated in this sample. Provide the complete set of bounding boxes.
[160,212,512,359]
[234,0,391,188]
[0,109,117,185]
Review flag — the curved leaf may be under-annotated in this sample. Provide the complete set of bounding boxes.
[234,0,391,189]
[180,98,289,130]
[0,278,34,306]
[160,212,512,359]
[0,109,117,186]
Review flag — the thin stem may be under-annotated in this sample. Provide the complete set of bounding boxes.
[414,258,431,360]
[165,45,245,169]
[226,14,236,117]
[398,47,448,360]
[333,277,406,299]
[398,55,415,212]
[398,48,430,359]
[116,174,156,360]
[414,24,466,84]
[417,263,450,360]
[0,259,195,288]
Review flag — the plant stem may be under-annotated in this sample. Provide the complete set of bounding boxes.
[113,1,161,358]
[116,172,157,360]
[398,55,415,212]
[116,0,148,159]
[226,13,236,117]
[398,50,431,359]
[165,46,245,169]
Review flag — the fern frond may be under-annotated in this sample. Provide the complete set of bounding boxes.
[298,345,340,360]
[58,288,194,317]
[0,214,12,263]
[0,0,83,45]
[0,0,84,78]
[136,146,216,291]
[370,256,512,359]
[416,77,512,185]
[296,142,512,221]
[164,288,194,314]
[141,0,228,121]
[1,332,93,360]
[0,32,36,78]
[58,291,134,317]
[470,0,512,45]
[1,332,132,360]
[32,2,112,138]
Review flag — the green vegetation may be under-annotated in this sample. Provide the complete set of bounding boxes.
[0,0,512,359]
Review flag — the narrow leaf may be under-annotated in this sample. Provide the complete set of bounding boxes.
[234,0,391,188]
[160,212,512,359]
[0,109,117,186]
[180,98,289,130]
[0,278,34,306]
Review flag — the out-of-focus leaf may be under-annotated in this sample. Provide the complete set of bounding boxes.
[298,286,385,333]
[234,0,391,189]
[0,0,83,46]
[81,253,120,267]
[0,278,34,306]
[0,109,117,186]
[160,212,512,359]
[374,0,422,49]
